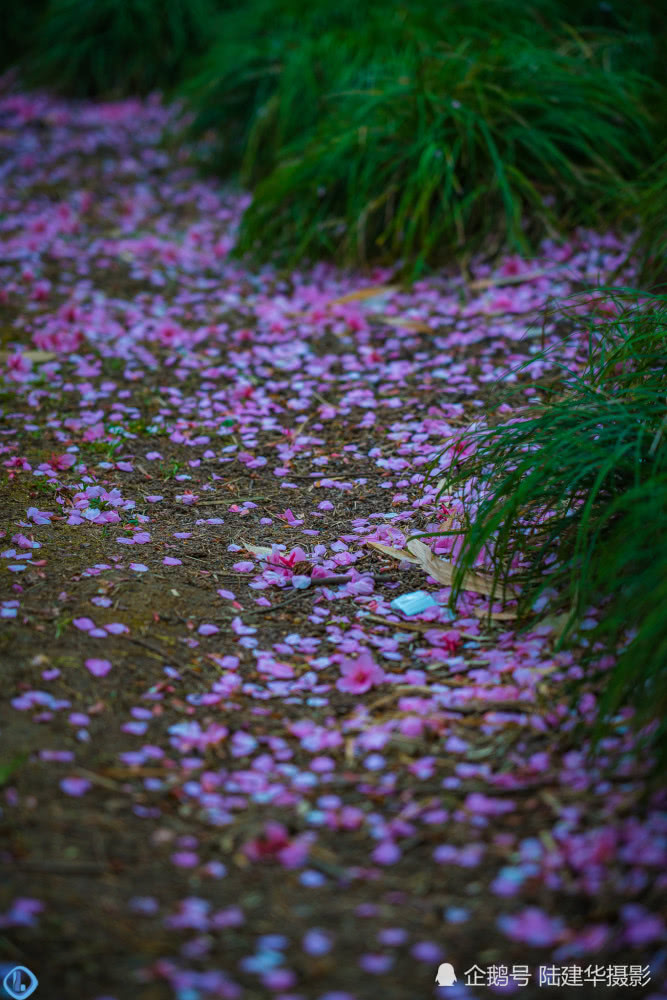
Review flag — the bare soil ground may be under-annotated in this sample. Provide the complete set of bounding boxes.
[0,87,665,1000]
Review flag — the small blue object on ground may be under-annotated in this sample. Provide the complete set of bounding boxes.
[390,591,439,616]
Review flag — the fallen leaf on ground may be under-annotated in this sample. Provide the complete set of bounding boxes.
[474,608,518,620]
[0,349,56,362]
[406,538,509,598]
[468,269,553,291]
[366,540,419,564]
[377,315,433,332]
[327,284,397,306]
[241,541,274,558]
[363,613,438,632]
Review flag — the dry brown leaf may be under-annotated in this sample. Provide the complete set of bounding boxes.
[406,538,505,597]
[241,541,273,558]
[468,269,552,291]
[406,538,457,587]
[453,305,546,320]
[377,315,433,332]
[327,284,397,306]
[364,613,434,632]
[366,540,420,564]
[474,608,518,620]
[0,349,56,362]
[536,612,572,641]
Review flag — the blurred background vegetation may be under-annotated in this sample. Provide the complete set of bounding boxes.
[3,0,665,277]
[3,0,666,761]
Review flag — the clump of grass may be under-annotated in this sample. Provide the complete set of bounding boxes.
[241,40,650,273]
[433,293,667,761]
[188,0,659,273]
[28,0,216,98]
[632,145,667,289]
[187,0,401,183]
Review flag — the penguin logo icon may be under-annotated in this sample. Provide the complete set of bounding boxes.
[435,962,457,986]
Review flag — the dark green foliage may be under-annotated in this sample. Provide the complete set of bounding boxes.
[0,0,48,74]
[28,0,216,97]
[433,294,667,761]
[188,0,400,183]
[239,40,649,272]
[631,145,667,290]
[188,0,661,273]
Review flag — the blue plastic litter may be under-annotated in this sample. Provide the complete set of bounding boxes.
[390,590,439,616]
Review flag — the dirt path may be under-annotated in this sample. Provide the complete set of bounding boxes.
[0,89,665,1000]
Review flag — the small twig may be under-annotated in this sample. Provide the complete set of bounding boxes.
[468,268,555,291]
[456,780,557,798]
[306,572,396,585]
[212,572,257,577]
[125,635,202,679]
[126,635,174,662]
[306,848,348,880]
[73,766,122,792]
[249,590,311,615]
[16,605,56,618]
[291,415,312,447]
[178,552,214,565]
[426,659,489,677]
[197,497,269,506]
[365,686,540,717]
[362,613,434,632]
[447,699,539,716]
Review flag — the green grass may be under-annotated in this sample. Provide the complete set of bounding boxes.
[27,0,217,97]
[0,753,28,787]
[431,292,667,762]
[187,0,662,274]
[187,0,396,182]
[15,0,665,275]
[626,144,667,290]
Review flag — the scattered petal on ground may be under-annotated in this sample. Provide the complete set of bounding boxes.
[1,88,665,1000]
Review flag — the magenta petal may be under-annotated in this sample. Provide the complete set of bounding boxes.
[73,617,95,631]
[60,776,91,796]
[198,624,219,636]
[85,658,112,677]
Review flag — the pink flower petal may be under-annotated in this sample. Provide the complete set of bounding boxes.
[60,776,91,796]
[85,658,112,677]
